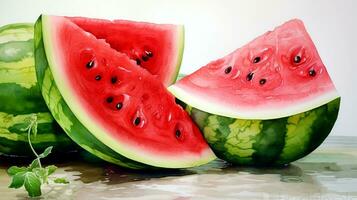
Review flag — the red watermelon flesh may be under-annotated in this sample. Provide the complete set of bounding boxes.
[169,19,339,119]
[41,15,214,167]
[68,17,184,86]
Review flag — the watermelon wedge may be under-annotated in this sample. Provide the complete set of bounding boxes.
[34,15,215,169]
[68,16,184,86]
[169,19,340,165]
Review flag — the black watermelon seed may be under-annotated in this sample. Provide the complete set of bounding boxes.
[309,69,316,77]
[224,66,232,74]
[111,76,118,84]
[116,102,123,110]
[259,78,267,85]
[136,58,141,65]
[145,51,153,57]
[95,75,101,81]
[294,55,301,63]
[175,129,181,138]
[142,55,149,62]
[134,117,141,126]
[106,97,113,103]
[86,60,95,69]
[253,57,261,63]
[246,72,254,81]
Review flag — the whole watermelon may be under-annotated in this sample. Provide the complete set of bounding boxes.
[0,23,77,156]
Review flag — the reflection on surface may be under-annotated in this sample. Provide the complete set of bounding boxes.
[1,137,357,199]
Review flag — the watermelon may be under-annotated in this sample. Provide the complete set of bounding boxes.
[0,23,77,156]
[34,15,215,169]
[169,19,340,166]
[68,16,184,86]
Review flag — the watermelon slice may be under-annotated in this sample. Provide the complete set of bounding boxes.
[68,16,184,86]
[169,19,340,165]
[34,15,215,169]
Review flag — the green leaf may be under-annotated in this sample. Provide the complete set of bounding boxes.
[29,159,40,170]
[54,177,69,184]
[46,165,57,176]
[7,166,27,176]
[33,168,47,183]
[6,114,68,198]
[38,146,53,158]
[8,171,26,189]
[24,172,42,197]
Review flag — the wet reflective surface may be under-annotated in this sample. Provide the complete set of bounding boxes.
[1,136,357,199]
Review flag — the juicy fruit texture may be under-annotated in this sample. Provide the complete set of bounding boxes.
[0,23,76,156]
[34,15,215,168]
[169,19,340,165]
[68,17,184,86]
[170,19,338,119]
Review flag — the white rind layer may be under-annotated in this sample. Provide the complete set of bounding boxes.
[168,84,340,120]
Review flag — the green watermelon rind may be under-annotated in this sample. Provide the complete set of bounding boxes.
[0,23,39,114]
[169,25,184,85]
[0,23,77,156]
[0,23,33,43]
[0,112,75,156]
[187,97,340,166]
[35,15,215,168]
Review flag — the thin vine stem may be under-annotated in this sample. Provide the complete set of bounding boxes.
[26,115,42,168]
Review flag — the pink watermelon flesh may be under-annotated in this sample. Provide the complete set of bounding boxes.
[43,16,214,167]
[169,19,339,119]
[68,17,184,86]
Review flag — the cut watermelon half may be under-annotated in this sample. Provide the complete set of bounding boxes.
[169,19,340,165]
[34,15,215,168]
[170,20,339,119]
[68,16,184,86]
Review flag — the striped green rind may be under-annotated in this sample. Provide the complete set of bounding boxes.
[0,24,46,114]
[0,112,75,156]
[189,98,340,166]
[0,23,33,44]
[34,15,150,169]
[0,23,77,156]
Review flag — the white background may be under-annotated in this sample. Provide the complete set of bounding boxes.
[0,0,356,136]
